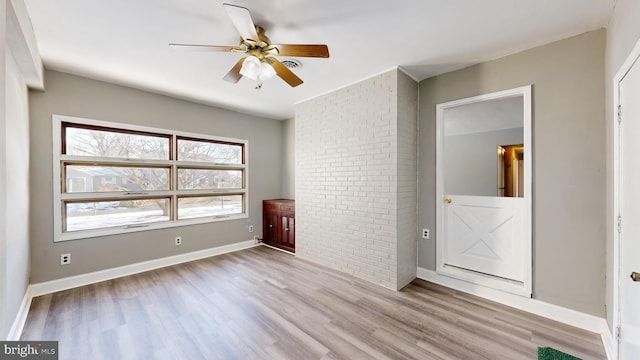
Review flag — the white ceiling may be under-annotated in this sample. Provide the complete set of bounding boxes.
[23,0,615,120]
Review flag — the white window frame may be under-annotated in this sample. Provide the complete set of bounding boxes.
[53,114,249,242]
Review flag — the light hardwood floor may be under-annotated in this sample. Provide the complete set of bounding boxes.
[21,246,606,359]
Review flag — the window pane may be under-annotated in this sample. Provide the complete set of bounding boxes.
[65,126,170,160]
[65,199,170,232]
[177,139,242,164]
[178,195,243,219]
[65,165,170,193]
[177,169,242,190]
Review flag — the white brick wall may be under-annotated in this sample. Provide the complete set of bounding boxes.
[396,70,418,288]
[295,69,417,290]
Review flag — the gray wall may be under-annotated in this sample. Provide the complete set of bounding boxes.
[0,0,9,337]
[605,0,640,332]
[3,50,30,339]
[29,70,283,283]
[418,29,606,316]
[1,3,32,338]
[444,127,523,196]
[281,118,295,199]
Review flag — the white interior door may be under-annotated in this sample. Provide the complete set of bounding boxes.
[443,195,525,281]
[619,52,640,359]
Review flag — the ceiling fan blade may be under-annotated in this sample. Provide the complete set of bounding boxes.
[223,57,247,83]
[169,43,240,52]
[268,44,330,58]
[223,3,260,44]
[265,57,303,87]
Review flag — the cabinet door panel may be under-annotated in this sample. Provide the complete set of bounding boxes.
[285,217,295,246]
[265,212,278,243]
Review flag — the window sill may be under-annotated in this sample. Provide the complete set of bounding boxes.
[54,213,249,242]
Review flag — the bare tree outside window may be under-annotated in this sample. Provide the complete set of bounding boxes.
[177,138,242,164]
[57,119,247,237]
[65,127,173,216]
[65,127,170,160]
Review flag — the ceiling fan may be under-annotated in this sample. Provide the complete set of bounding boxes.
[170,3,330,89]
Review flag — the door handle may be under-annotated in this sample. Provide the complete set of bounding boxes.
[444,197,452,204]
[631,272,640,282]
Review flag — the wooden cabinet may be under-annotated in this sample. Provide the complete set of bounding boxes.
[263,199,295,253]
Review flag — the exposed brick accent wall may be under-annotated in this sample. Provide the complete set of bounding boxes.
[295,69,417,290]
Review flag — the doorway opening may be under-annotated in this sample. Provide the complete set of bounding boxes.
[497,144,524,197]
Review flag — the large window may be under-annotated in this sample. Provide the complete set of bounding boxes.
[53,115,248,241]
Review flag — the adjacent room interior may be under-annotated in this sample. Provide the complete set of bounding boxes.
[2,0,640,359]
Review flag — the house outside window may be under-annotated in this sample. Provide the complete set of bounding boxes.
[53,115,248,241]
[66,177,87,193]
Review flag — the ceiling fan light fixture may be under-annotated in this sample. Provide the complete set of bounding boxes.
[171,4,328,88]
[240,55,276,88]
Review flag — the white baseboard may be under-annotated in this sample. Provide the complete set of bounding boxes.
[261,243,295,255]
[417,267,613,359]
[601,327,616,360]
[6,287,33,340]
[30,240,260,297]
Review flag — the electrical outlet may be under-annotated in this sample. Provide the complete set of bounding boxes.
[248,225,254,233]
[422,228,430,239]
[60,253,71,265]
[175,236,182,246]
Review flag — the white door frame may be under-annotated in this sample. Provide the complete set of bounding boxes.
[613,37,640,360]
[435,85,532,297]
